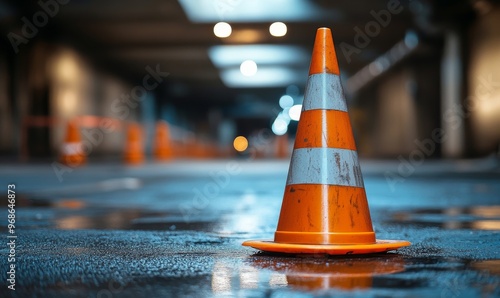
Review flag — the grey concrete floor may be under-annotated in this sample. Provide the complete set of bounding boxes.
[0,157,499,297]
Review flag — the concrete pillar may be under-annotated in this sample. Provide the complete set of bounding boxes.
[441,30,465,158]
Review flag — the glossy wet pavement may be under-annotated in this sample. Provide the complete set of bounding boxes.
[1,158,500,297]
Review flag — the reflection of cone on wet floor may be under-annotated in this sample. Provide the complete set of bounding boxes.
[60,120,86,167]
[154,120,173,161]
[243,28,410,255]
[248,255,405,291]
[275,134,289,158]
[124,122,144,165]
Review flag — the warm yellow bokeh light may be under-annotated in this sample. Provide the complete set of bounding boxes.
[233,136,249,152]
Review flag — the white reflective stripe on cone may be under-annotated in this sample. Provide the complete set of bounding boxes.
[62,142,82,155]
[302,73,347,112]
[286,147,364,187]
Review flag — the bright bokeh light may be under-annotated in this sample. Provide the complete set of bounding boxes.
[233,136,249,152]
[288,104,302,121]
[269,22,287,37]
[240,60,258,76]
[279,95,294,109]
[272,118,288,135]
[179,0,333,23]
[209,45,307,67]
[220,67,298,87]
[213,22,232,38]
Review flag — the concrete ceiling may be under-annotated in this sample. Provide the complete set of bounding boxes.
[1,0,475,107]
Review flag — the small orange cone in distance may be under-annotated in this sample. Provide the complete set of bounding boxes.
[275,134,289,159]
[154,120,173,161]
[124,122,144,165]
[243,28,410,255]
[60,120,86,167]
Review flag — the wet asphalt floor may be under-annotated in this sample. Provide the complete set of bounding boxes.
[0,158,499,297]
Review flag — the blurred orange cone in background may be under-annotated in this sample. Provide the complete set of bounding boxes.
[124,122,144,165]
[243,28,410,255]
[153,120,173,161]
[193,139,207,159]
[275,134,289,159]
[60,120,86,167]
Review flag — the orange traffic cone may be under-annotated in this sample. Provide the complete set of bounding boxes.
[243,28,410,255]
[153,120,173,161]
[124,122,144,165]
[275,134,289,159]
[60,120,86,167]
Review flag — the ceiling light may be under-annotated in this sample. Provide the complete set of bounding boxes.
[178,0,340,22]
[240,60,258,77]
[269,22,287,37]
[288,104,302,121]
[209,45,308,68]
[220,67,301,87]
[213,22,231,38]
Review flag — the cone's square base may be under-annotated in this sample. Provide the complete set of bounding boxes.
[242,239,410,255]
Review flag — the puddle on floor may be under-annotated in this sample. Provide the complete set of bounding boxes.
[52,210,224,231]
[234,254,499,294]
[8,197,500,296]
[12,195,223,231]
[32,254,500,296]
[16,195,274,234]
[391,206,500,230]
[17,196,500,233]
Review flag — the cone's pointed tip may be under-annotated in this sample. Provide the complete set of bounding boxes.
[317,27,331,33]
[309,27,340,76]
[315,27,333,43]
